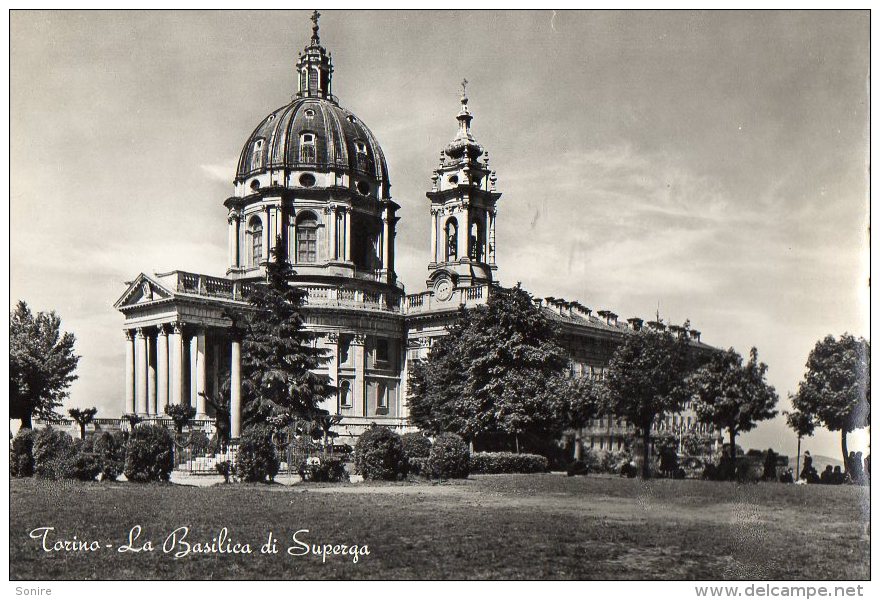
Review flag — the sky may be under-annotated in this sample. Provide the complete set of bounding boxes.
[9,10,870,459]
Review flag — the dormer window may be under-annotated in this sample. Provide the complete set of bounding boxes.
[300,133,316,163]
[252,139,264,169]
[355,141,369,171]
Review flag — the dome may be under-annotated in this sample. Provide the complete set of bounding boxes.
[235,97,391,199]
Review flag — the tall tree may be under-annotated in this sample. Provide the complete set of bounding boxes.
[10,301,80,429]
[68,407,97,440]
[237,240,335,426]
[688,347,779,465]
[785,408,816,479]
[408,284,571,451]
[601,327,692,478]
[791,334,870,473]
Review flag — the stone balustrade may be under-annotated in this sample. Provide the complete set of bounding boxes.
[403,284,489,314]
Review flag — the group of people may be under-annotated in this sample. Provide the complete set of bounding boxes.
[797,451,870,485]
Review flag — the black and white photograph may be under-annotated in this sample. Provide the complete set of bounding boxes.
[5,7,872,588]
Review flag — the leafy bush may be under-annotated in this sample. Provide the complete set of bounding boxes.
[354,426,407,480]
[216,460,232,483]
[582,448,632,475]
[189,430,211,455]
[428,433,470,480]
[401,432,432,459]
[93,431,125,481]
[408,457,429,477]
[566,460,589,477]
[124,424,175,483]
[234,425,280,483]
[34,427,77,479]
[70,450,101,481]
[470,452,548,475]
[298,457,349,482]
[10,428,37,477]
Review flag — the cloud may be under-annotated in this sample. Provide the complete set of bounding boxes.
[200,159,238,184]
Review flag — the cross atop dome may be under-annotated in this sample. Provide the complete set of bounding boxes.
[310,10,321,45]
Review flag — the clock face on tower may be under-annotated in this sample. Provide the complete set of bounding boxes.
[434,277,454,301]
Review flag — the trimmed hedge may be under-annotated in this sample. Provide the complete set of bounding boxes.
[401,432,432,459]
[354,426,407,480]
[428,433,470,479]
[124,424,175,482]
[34,427,77,479]
[299,457,349,483]
[470,452,548,475]
[235,425,280,483]
[93,431,125,481]
[10,428,37,477]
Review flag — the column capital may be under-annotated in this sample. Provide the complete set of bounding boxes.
[135,327,147,339]
[124,329,135,341]
[171,321,185,335]
[227,211,241,224]
[157,323,170,336]
[351,333,367,345]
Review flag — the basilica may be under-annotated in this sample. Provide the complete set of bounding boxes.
[114,13,713,449]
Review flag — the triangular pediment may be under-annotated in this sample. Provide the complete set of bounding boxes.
[114,273,174,309]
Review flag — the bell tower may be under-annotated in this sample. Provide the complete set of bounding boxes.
[425,81,501,295]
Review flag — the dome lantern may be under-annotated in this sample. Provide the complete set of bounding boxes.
[295,10,334,100]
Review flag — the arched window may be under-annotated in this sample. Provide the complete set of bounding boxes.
[445,218,458,262]
[469,221,483,261]
[300,133,316,163]
[296,213,318,263]
[309,69,319,92]
[338,380,352,408]
[248,216,263,266]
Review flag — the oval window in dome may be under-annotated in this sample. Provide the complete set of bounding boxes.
[448,175,459,185]
[250,179,261,191]
[356,180,370,196]
[346,115,356,124]
[299,173,316,188]
[304,109,315,118]
[267,114,275,122]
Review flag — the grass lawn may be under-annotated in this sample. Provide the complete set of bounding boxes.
[10,474,869,580]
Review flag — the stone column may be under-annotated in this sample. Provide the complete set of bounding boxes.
[147,332,157,415]
[124,330,135,415]
[228,213,240,268]
[430,209,438,263]
[352,334,366,417]
[488,209,496,264]
[343,209,352,262]
[157,325,169,413]
[230,333,242,439]
[329,205,338,260]
[168,322,184,406]
[135,328,148,415]
[460,203,470,260]
[195,328,207,418]
[382,209,391,272]
[189,332,199,409]
[485,208,491,263]
[261,206,271,263]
